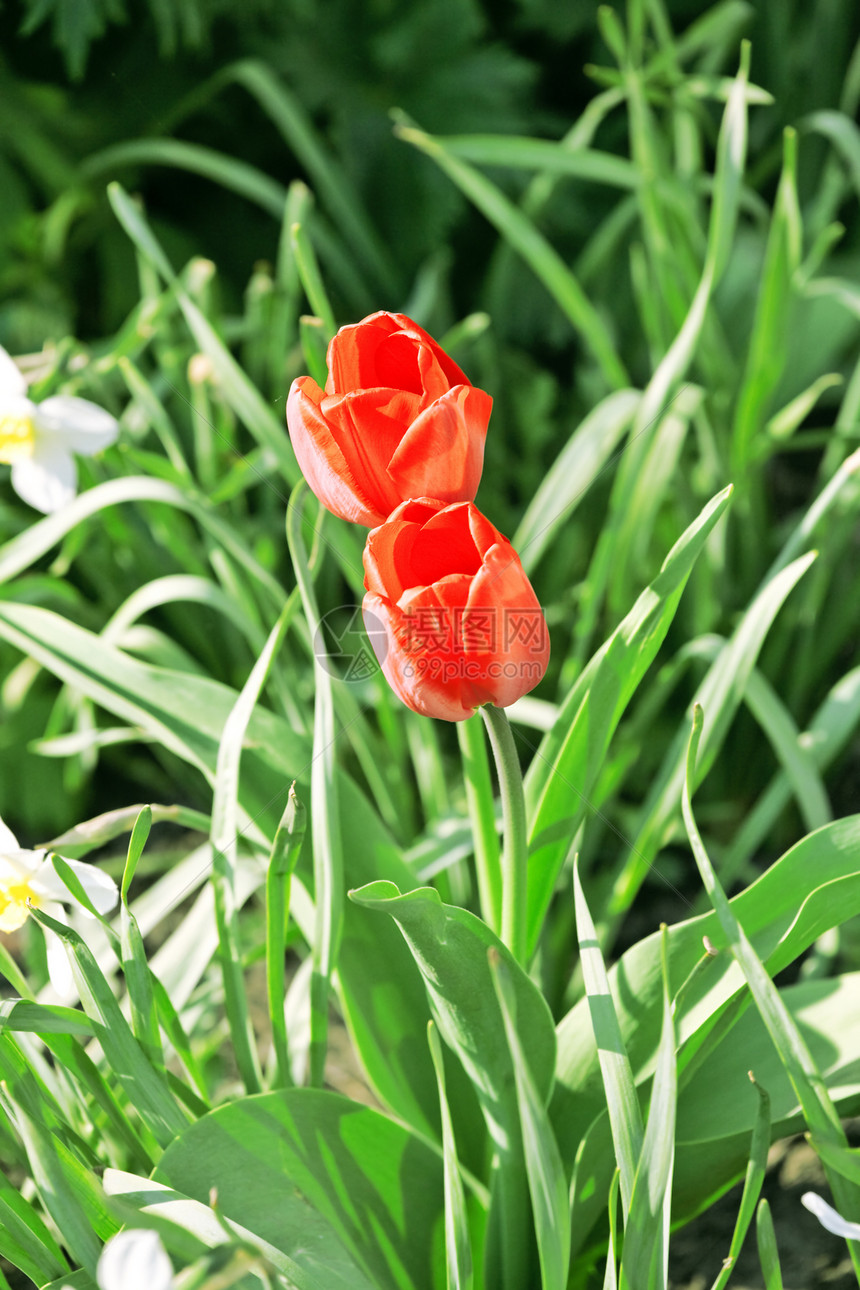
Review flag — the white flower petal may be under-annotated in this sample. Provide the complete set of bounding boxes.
[11,442,77,512]
[36,854,118,916]
[0,848,44,881]
[97,1229,173,1290]
[36,396,119,455]
[0,345,28,399]
[801,1191,860,1240]
[0,814,21,853]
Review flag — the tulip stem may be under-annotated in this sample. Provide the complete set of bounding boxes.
[480,705,528,964]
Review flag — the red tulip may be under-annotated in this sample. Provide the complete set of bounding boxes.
[363,498,549,721]
[287,311,492,526]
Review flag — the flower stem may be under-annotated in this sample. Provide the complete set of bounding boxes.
[480,705,528,964]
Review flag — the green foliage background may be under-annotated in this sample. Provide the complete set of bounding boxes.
[0,0,857,878]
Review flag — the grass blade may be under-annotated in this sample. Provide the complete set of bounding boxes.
[28,907,189,1148]
[267,784,307,1089]
[428,1021,474,1290]
[709,1074,771,1290]
[457,714,502,936]
[286,482,343,1088]
[756,1199,784,1290]
[609,550,816,923]
[393,112,628,390]
[210,595,299,1094]
[618,928,675,1290]
[573,859,643,1217]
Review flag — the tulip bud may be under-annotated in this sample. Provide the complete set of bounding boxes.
[287,311,491,526]
[363,498,549,721]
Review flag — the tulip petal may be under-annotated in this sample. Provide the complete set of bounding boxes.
[36,397,119,454]
[363,506,427,601]
[326,312,404,392]
[389,313,471,389]
[322,386,422,517]
[287,377,382,525]
[11,441,76,512]
[409,501,484,586]
[464,544,549,708]
[0,345,28,399]
[389,386,490,507]
[364,592,477,722]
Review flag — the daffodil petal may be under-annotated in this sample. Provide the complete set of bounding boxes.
[0,848,43,881]
[11,443,77,513]
[801,1191,860,1240]
[0,345,28,400]
[36,396,119,455]
[37,854,118,916]
[0,815,21,853]
[0,901,31,933]
[97,1229,174,1290]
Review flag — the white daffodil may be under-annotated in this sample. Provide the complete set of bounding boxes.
[0,814,118,997]
[0,343,118,513]
[95,1229,174,1290]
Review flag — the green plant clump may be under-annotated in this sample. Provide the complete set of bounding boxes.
[1,2,860,1288]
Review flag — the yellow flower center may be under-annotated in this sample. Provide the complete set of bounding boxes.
[0,876,40,933]
[0,414,36,464]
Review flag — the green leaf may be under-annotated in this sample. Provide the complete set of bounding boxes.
[682,706,860,1274]
[350,879,556,1287]
[209,594,300,1096]
[122,804,152,901]
[756,1200,784,1290]
[556,820,860,1250]
[428,1022,474,1290]
[104,1167,341,1288]
[29,906,189,1149]
[490,951,570,1290]
[609,549,817,921]
[0,602,455,1155]
[0,475,285,608]
[732,128,803,470]
[287,483,344,1089]
[710,1075,771,1290]
[291,219,337,340]
[84,138,288,217]
[673,975,860,1217]
[392,113,628,390]
[525,485,732,952]
[436,134,639,189]
[0,1083,116,1275]
[350,881,556,1118]
[267,785,307,1089]
[0,1000,93,1037]
[512,389,641,575]
[0,1168,68,1285]
[154,1090,444,1290]
[223,59,399,298]
[457,713,503,936]
[107,183,299,486]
